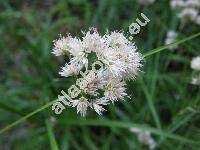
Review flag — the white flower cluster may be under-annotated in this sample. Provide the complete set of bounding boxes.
[165,30,178,50]
[190,56,200,85]
[130,127,156,150]
[170,0,200,25]
[164,30,178,50]
[52,28,143,117]
[138,0,155,5]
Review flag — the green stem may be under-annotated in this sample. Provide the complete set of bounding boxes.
[59,119,199,145]
[143,32,200,57]
[0,100,56,134]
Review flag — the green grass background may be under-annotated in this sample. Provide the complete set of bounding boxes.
[0,0,199,149]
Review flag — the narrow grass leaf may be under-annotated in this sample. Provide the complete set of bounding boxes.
[143,32,200,57]
[46,119,59,150]
[0,100,56,134]
[59,119,199,145]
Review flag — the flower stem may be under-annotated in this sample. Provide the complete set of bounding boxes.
[143,32,200,57]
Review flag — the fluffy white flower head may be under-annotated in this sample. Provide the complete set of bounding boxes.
[130,127,156,150]
[52,28,143,116]
[170,0,185,8]
[191,56,200,71]
[184,0,200,8]
[191,75,200,85]
[178,8,198,22]
[165,30,178,50]
[170,0,200,25]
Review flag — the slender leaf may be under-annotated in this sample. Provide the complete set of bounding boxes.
[46,119,59,150]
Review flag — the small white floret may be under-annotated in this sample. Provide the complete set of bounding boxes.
[191,56,200,71]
